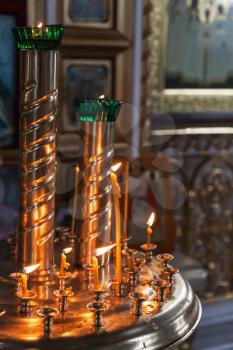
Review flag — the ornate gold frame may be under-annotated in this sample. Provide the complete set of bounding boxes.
[147,0,233,112]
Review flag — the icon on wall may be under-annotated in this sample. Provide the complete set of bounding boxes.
[63,0,114,29]
[62,59,113,131]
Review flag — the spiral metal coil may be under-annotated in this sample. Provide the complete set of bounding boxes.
[76,121,115,266]
[18,50,58,279]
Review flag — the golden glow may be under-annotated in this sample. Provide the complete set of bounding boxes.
[23,263,40,274]
[37,22,43,28]
[92,256,99,289]
[111,162,122,173]
[94,243,116,257]
[63,247,73,254]
[99,95,105,99]
[147,212,155,227]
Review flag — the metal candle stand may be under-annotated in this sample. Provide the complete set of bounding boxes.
[16,290,37,316]
[140,243,157,262]
[87,301,109,328]
[129,292,148,316]
[0,22,202,350]
[91,285,108,302]
[151,280,171,303]
[37,307,58,333]
[53,289,74,313]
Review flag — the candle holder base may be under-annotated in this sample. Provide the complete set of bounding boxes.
[37,307,58,333]
[87,301,109,328]
[53,289,74,313]
[89,285,108,302]
[160,267,179,285]
[129,292,148,316]
[16,290,37,316]
[151,280,171,303]
[125,268,140,291]
[156,253,174,269]
[140,243,157,262]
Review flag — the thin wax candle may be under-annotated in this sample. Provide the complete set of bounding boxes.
[110,163,122,282]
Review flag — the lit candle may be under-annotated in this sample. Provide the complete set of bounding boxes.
[147,212,155,245]
[60,248,72,275]
[21,273,28,297]
[70,165,80,240]
[110,163,122,282]
[21,263,41,297]
[92,256,99,289]
[123,161,129,240]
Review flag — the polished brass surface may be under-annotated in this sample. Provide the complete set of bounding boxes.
[18,49,59,280]
[140,243,157,262]
[0,256,201,350]
[76,121,116,266]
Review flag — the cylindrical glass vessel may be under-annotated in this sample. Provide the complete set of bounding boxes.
[12,25,63,280]
[75,99,122,267]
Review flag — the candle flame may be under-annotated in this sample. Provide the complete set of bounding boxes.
[63,247,73,254]
[147,212,155,227]
[111,162,122,173]
[94,243,116,257]
[99,95,105,99]
[23,263,40,274]
[37,22,43,28]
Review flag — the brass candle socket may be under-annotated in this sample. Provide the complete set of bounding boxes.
[129,292,148,316]
[87,301,108,328]
[156,254,174,269]
[125,268,140,291]
[9,272,22,292]
[16,290,36,316]
[111,279,127,297]
[90,285,108,302]
[53,289,74,313]
[160,267,179,285]
[151,280,171,302]
[140,243,157,263]
[37,307,58,333]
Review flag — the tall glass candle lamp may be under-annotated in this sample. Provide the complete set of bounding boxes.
[12,24,64,281]
[75,98,122,267]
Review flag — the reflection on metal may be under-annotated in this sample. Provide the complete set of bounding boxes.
[18,49,58,280]
[0,259,201,349]
[151,127,233,136]
[76,122,115,267]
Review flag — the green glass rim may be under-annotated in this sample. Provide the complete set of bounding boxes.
[12,24,64,50]
[75,98,123,122]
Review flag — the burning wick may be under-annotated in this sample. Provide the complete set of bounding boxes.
[37,22,43,28]
[60,247,72,275]
[99,95,105,100]
[21,263,40,297]
[110,162,122,282]
[147,212,155,245]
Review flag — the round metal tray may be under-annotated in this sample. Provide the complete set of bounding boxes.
[0,255,202,350]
